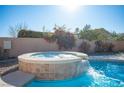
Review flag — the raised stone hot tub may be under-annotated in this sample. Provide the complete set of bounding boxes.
[18,51,89,80]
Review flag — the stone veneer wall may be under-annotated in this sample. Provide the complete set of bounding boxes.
[19,60,88,80]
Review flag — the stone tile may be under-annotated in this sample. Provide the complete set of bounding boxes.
[43,64,49,73]
[54,73,64,80]
[48,73,55,80]
[37,73,49,80]
[48,64,55,73]
[54,64,66,74]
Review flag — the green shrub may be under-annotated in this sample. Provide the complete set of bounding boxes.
[54,25,75,50]
[43,32,56,43]
[95,40,114,52]
[18,30,43,38]
[79,28,112,41]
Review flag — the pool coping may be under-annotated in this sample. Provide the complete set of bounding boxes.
[89,55,124,62]
[18,51,88,64]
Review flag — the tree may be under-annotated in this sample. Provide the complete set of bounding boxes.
[75,27,79,34]
[42,26,46,32]
[94,28,112,40]
[82,24,91,31]
[111,31,117,37]
[9,23,28,38]
[53,25,75,50]
[79,24,92,40]
[79,25,112,41]
[116,34,124,40]
[74,27,80,38]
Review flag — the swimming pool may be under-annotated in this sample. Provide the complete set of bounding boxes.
[25,59,124,87]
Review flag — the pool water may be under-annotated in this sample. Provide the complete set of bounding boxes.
[31,52,78,59]
[25,60,124,87]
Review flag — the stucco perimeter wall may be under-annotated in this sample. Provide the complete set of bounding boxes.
[113,41,124,52]
[0,38,124,57]
[0,39,3,48]
[0,38,58,57]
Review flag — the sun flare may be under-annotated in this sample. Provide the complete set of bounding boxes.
[62,5,80,13]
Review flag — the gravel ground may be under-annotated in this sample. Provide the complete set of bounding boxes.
[0,59,18,75]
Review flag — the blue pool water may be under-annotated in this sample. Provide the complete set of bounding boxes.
[25,60,124,87]
[31,52,62,58]
[31,52,78,58]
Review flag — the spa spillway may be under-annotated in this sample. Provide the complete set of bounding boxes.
[18,51,89,80]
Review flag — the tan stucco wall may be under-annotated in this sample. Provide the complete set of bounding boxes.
[0,38,58,57]
[10,38,58,57]
[0,38,124,57]
[0,39,3,48]
[113,41,124,52]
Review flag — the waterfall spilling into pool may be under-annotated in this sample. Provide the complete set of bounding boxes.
[25,60,124,87]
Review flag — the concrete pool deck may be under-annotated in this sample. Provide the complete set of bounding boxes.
[89,55,124,61]
[0,71,35,87]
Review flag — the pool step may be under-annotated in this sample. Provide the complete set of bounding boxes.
[1,71,35,87]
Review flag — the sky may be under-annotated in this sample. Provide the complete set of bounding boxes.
[0,5,124,37]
